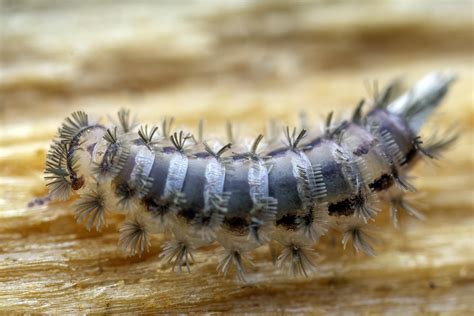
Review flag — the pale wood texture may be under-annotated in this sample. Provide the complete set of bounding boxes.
[1,1,473,314]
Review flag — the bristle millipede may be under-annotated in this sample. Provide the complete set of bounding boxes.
[44,72,457,281]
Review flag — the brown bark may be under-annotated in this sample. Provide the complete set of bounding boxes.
[0,1,473,313]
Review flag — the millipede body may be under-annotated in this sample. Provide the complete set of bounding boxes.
[44,72,457,281]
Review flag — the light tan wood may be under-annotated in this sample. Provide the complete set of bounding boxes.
[1,1,473,314]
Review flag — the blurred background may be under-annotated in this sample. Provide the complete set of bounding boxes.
[0,0,473,313]
[1,0,472,125]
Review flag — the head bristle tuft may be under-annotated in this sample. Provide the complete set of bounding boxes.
[60,111,89,141]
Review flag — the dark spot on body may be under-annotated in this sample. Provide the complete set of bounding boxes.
[303,136,323,149]
[231,155,247,161]
[86,142,97,155]
[353,143,370,156]
[178,208,196,222]
[223,217,249,234]
[266,147,290,157]
[276,214,300,230]
[194,152,212,159]
[71,175,84,190]
[132,138,143,146]
[328,198,355,216]
[402,146,418,166]
[143,197,172,218]
[369,173,394,191]
[162,147,178,154]
[329,191,369,216]
[353,192,365,208]
[115,182,136,200]
[302,212,313,227]
[353,138,378,156]
[194,212,212,226]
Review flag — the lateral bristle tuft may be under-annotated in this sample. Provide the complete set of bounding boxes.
[390,194,425,228]
[217,249,250,282]
[159,240,195,273]
[119,216,151,256]
[74,188,107,231]
[248,195,278,244]
[342,226,376,257]
[277,244,317,277]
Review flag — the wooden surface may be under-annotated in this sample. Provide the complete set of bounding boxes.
[1,1,473,314]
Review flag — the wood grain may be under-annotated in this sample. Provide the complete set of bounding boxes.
[1,1,473,314]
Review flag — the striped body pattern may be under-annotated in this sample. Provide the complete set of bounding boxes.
[44,72,457,281]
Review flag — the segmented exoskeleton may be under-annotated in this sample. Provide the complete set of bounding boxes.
[44,72,457,281]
